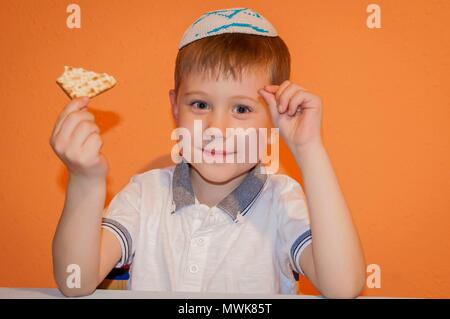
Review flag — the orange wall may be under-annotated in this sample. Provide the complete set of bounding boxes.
[0,0,449,298]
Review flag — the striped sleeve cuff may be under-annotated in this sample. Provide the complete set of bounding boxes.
[290,229,312,276]
[101,217,133,268]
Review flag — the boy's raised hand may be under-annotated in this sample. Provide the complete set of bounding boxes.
[49,97,108,179]
[258,80,323,152]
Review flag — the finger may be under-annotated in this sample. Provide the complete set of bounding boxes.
[263,85,279,94]
[52,96,90,138]
[263,81,290,113]
[278,85,302,114]
[264,80,290,99]
[287,90,307,116]
[265,83,308,94]
[289,91,319,116]
[272,80,291,108]
[53,111,96,150]
[258,88,277,108]
[70,121,101,150]
[81,133,103,160]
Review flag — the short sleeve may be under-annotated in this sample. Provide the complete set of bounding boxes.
[101,175,141,268]
[275,175,312,277]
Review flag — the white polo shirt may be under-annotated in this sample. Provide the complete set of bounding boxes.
[101,159,312,294]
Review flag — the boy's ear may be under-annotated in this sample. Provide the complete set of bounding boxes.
[168,89,179,122]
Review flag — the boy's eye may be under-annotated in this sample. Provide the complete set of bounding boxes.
[233,105,252,114]
[189,100,210,110]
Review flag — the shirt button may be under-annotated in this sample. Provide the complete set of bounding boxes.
[189,264,199,273]
[196,238,205,246]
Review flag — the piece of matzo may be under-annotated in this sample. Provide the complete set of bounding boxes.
[56,66,117,98]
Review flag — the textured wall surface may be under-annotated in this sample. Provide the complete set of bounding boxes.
[0,0,449,297]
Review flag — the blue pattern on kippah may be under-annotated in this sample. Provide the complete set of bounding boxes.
[206,22,269,35]
[243,11,262,18]
[193,8,259,26]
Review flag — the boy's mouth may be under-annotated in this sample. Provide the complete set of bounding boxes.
[198,147,236,158]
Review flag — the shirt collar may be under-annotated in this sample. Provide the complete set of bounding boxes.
[171,159,268,221]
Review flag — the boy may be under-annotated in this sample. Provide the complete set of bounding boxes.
[50,7,366,298]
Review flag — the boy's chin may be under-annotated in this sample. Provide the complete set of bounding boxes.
[190,162,255,184]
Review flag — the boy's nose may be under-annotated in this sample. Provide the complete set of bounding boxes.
[205,113,230,138]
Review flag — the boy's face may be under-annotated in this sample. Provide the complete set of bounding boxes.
[169,68,273,184]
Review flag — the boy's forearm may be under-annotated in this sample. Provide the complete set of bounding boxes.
[52,173,106,296]
[293,142,366,297]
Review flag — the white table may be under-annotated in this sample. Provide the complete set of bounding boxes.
[0,287,324,299]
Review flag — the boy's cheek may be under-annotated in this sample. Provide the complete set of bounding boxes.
[176,113,196,130]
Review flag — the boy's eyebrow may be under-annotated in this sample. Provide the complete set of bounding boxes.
[184,91,259,103]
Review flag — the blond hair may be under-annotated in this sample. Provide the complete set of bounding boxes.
[174,33,291,96]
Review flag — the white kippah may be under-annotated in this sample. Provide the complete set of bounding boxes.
[179,7,278,50]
